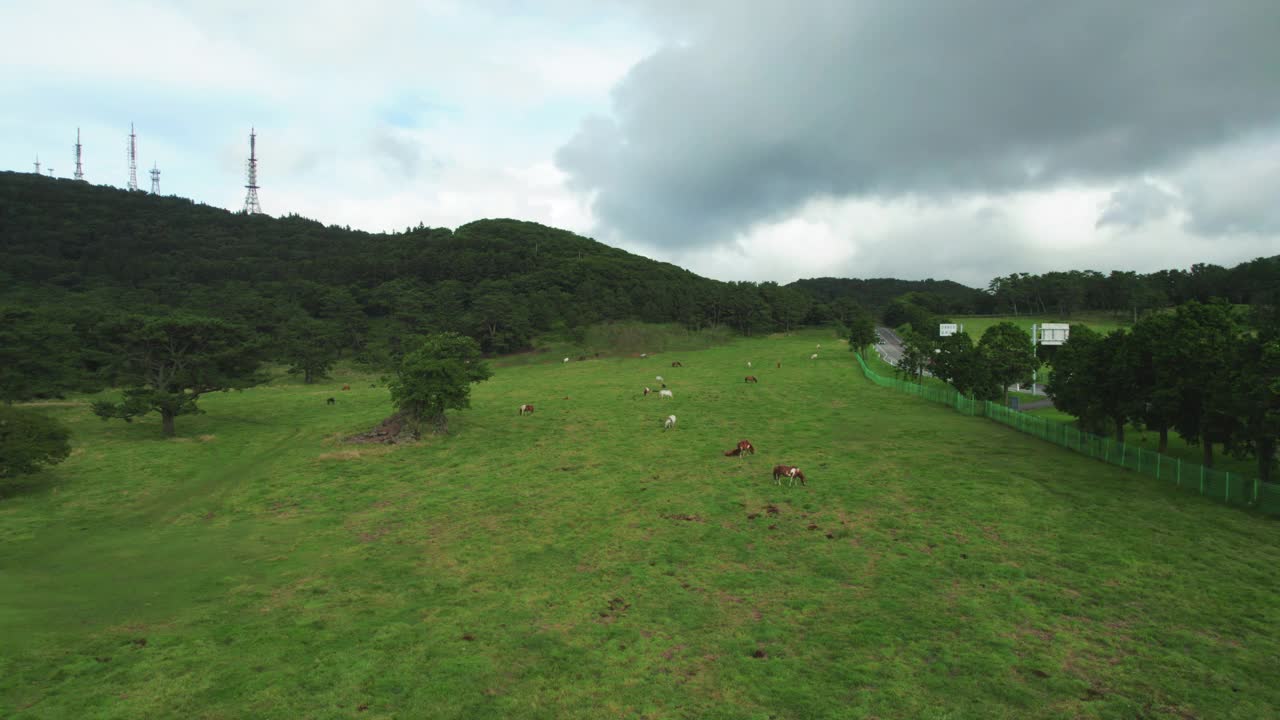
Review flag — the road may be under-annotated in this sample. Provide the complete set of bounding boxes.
[873,326,1053,406]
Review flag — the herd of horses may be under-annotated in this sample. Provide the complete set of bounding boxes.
[513,348,821,487]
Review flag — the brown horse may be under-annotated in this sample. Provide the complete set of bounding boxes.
[744,375,758,383]
[772,465,807,486]
[737,440,755,455]
[519,404,535,415]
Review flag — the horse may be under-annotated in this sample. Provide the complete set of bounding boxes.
[519,404,535,415]
[326,397,336,405]
[655,375,664,382]
[671,361,683,367]
[747,361,753,368]
[737,440,755,455]
[663,415,677,430]
[810,353,818,361]
[744,375,758,383]
[563,357,570,363]
[772,465,807,487]
[342,384,350,391]
[659,389,674,399]
[643,386,652,396]
[723,447,742,457]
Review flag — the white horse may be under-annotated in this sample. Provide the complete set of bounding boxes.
[563,357,570,363]
[810,353,818,360]
[663,415,677,430]
[659,389,674,399]
[747,361,752,368]
[655,375,664,382]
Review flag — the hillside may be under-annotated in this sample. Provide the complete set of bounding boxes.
[788,276,988,316]
[3,172,783,353]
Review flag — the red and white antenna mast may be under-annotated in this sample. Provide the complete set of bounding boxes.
[127,123,138,191]
[74,127,84,181]
[243,127,262,214]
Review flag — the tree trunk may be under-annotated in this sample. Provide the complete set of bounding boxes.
[1202,439,1213,468]
[304,368,315,384]
[427,413,449,435]
[161,409,176,437]
[1114,418,1125,443]
[1157,425,1168,454]
[1259,437,1275,485]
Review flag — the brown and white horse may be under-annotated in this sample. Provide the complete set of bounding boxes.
[772,465,807,486]
[519,404,535,415]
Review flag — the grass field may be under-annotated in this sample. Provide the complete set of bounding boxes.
[3,329,1279,719]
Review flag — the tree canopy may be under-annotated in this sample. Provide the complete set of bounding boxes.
[388,332,493,435]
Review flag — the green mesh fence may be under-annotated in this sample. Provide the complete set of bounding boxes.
[853,352,1279,516]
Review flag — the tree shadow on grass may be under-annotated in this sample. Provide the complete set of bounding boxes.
[0,471,62,500]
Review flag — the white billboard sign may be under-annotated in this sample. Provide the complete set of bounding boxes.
[1038,323,1070,345]
[939,323,959,337]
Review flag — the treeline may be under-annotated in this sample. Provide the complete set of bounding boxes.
[1047,301,1278,482]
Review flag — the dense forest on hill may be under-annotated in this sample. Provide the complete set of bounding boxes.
[2,170,1276,363]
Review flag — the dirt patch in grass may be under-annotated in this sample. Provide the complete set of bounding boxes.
[318,446,395,461]
[663,513,704,522]
[344,413,417,445]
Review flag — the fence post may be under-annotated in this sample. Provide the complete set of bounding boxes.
[1156,453,1161,480]
[1225,473,1230,503]
[1200,465,1205,495]
[1177,459,1181,487]
[1121,443,1126,468]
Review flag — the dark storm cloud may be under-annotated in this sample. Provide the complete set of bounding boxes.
[557,1,1280,248]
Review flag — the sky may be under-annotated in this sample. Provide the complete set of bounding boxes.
[3,0,1277,288]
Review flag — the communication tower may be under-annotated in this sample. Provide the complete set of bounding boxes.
[127,123,138,191]
[33,155,41,175]
[150,163,161,194]
[74,128,84,181]
[243,127,262,214]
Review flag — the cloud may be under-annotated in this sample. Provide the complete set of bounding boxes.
[558,1,1280,251]
[1096,181,1180,230]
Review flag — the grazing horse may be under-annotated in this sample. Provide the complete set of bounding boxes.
[737,440,755,455]
[643,386,652,396]
[776,361,781,368]
[663,415,677,430]
[326,397,336,405]
[563,357,570,363]
[671,361,683,367]
[723,447,742,456]
[744,375,758,383]
[342,384,350,391]
[659,389,674,399]
[655,375,664,382]
[640,353,648,359]
[519,404,535,415]
[810,353,819,361]
[772,465,807,487]
[747,361,752,368]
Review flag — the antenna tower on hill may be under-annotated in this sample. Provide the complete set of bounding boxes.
[150,162,161,194]
[243,127,262,214]
[127,123,138,191]
[74,128,84,181]
[33,155,41,175]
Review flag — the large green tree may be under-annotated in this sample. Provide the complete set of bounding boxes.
[1224,308,1279,483]
[1160,301,1245,467]
[1129,313,1180,452]
[388,332,493,435]
[893,329,935,382]
[845,302,879,355]
[0,405,72,479]
[91,315,266,437]
[979,322,1039,404]
[282,316,343,384]
[933,331,998,399]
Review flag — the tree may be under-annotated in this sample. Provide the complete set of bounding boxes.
[1130,313,1180,452]
[0,405,72,479]
[933,331,999,399]
[1160,301,1245,467]
[388,332,493,435]
[1223,308,1279,483]
[281,316,343,384]
[0,307,82,404]
[846,302,878,354]
[1046,326,1108,433]
[894,329,935,382]
[91,314,266,437]
[979,322,1039,404]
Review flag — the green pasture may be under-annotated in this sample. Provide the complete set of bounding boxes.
[3,329,1278,719]
[948,313,1130,341]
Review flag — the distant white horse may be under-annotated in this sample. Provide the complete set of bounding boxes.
[810,353,818,360]
[747,361,752,368]
[655,375,664,382]
[663,414,677,430]
[659,389,674,399]
[563,357,570,363]
[640,353,648,358]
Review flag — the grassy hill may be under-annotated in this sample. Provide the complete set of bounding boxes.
[3,330,1278,718]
